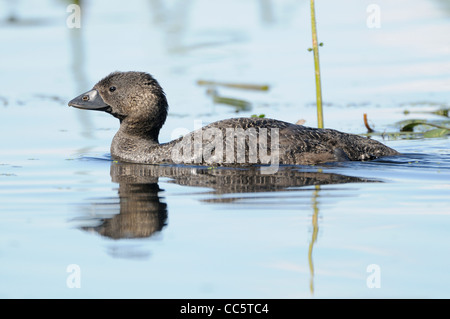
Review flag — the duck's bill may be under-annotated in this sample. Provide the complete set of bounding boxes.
[68,89,110,111]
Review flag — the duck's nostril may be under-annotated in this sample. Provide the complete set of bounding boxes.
[82,95,89,101]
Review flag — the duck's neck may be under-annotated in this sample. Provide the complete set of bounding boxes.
[121,116,162,140]
[110,119,163,162]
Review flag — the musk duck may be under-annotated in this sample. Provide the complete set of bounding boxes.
[68,71,398,168]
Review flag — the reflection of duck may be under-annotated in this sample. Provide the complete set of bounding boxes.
[142,164,376,195]
[77,162,376,240]
[82,183,167,239]
[80,167,168,240]
[68,71,399,166]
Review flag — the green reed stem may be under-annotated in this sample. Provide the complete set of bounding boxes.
[310,0,324,128]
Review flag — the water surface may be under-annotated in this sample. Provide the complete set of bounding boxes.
[0,0,449,298]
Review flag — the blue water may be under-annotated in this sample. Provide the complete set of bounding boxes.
[0,0,449,298]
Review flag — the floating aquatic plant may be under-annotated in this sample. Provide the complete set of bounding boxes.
[251,114,266,118]
[198,79,270,112]
[399,120,450,138]
[363,113,450,139]
[197,80,269,91]
[403,107,449,118]
[212,95,251,112]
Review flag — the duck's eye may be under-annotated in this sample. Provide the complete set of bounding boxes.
[109,86,116,92]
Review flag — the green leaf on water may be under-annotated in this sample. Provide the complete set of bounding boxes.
[400,120,450,132]
[400,121,428,132]
[433,108,449,117]
[423,128,449,138]
[213,95,252,111]
[197,80,269,91]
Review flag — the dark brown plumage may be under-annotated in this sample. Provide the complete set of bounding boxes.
[68,71,399,166]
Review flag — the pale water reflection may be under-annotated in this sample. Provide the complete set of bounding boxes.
[73,160,385,296]
[74,162,378,240]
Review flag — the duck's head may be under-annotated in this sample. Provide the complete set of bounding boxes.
[69,71,168,138]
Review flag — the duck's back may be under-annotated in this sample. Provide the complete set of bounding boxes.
[166,117,398,166]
